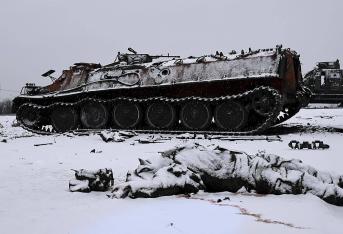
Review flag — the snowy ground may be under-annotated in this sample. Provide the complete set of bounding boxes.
[1,108,343,234]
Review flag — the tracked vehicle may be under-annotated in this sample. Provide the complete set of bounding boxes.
[12,46,310,135]
[304,60,343,104]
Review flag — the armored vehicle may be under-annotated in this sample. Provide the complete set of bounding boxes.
[12,46,310,134]
[304,60,343,103]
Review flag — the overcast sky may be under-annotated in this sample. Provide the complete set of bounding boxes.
[0,0,342,99]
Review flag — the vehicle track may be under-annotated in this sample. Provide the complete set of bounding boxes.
[17,87,283,136]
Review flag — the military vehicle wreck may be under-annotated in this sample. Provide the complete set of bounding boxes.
[13,46,310,134]
[304,60,343,104]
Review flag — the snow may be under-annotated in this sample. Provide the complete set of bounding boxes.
[0,108,343,234]
[110,142,342,204]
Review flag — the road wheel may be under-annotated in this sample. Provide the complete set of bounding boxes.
[51,106,78,132]
[214,101,247,131]
[146,102,176,129]
[252,91,277,116]
[113,102,142,129]
[17,105,40,128]
[80,101,108,129]
[180,101,211,130]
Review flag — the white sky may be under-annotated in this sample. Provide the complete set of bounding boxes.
[0,0,342,99]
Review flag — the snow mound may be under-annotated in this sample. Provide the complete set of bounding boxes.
[110,143,343,206]
[69,169,114,192]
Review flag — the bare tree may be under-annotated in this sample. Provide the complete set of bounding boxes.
[0,99,13,114]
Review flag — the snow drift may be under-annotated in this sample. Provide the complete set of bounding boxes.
[110,143,343,206]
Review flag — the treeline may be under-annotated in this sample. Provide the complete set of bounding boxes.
[0,99,13,114]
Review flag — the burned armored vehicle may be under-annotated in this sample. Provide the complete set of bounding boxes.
[12,46,310,134]
[304,60,343,103]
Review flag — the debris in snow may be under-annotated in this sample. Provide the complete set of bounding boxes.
[137,138,164,144]
[316,115,334,119]
[137,135,170,144]
[195,134,206,139]
[11,120,20,127]
[69,180,90,192]
[311,140,330,149]
[266,123,343,135]
[118,131,137,138]
[70,132,89,136]
[99,131,125,142]
[237,186,249,193]
[99,130,136,142]
[90,149,103,153]
[288,140,330,149]
[34,142,54,147]
[176,133,195,139]
[110,143,343,206]
[69,169,114,192]
[1,138,7,143]
[208,135,282,142]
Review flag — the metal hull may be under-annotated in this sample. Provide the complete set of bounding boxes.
[13,77,285,111]
[13,47,310,134]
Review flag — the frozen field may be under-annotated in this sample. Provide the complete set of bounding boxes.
[0,108,343,234]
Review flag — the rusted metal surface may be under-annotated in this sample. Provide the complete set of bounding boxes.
[47,63,99,92]
[282,52,297,95]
